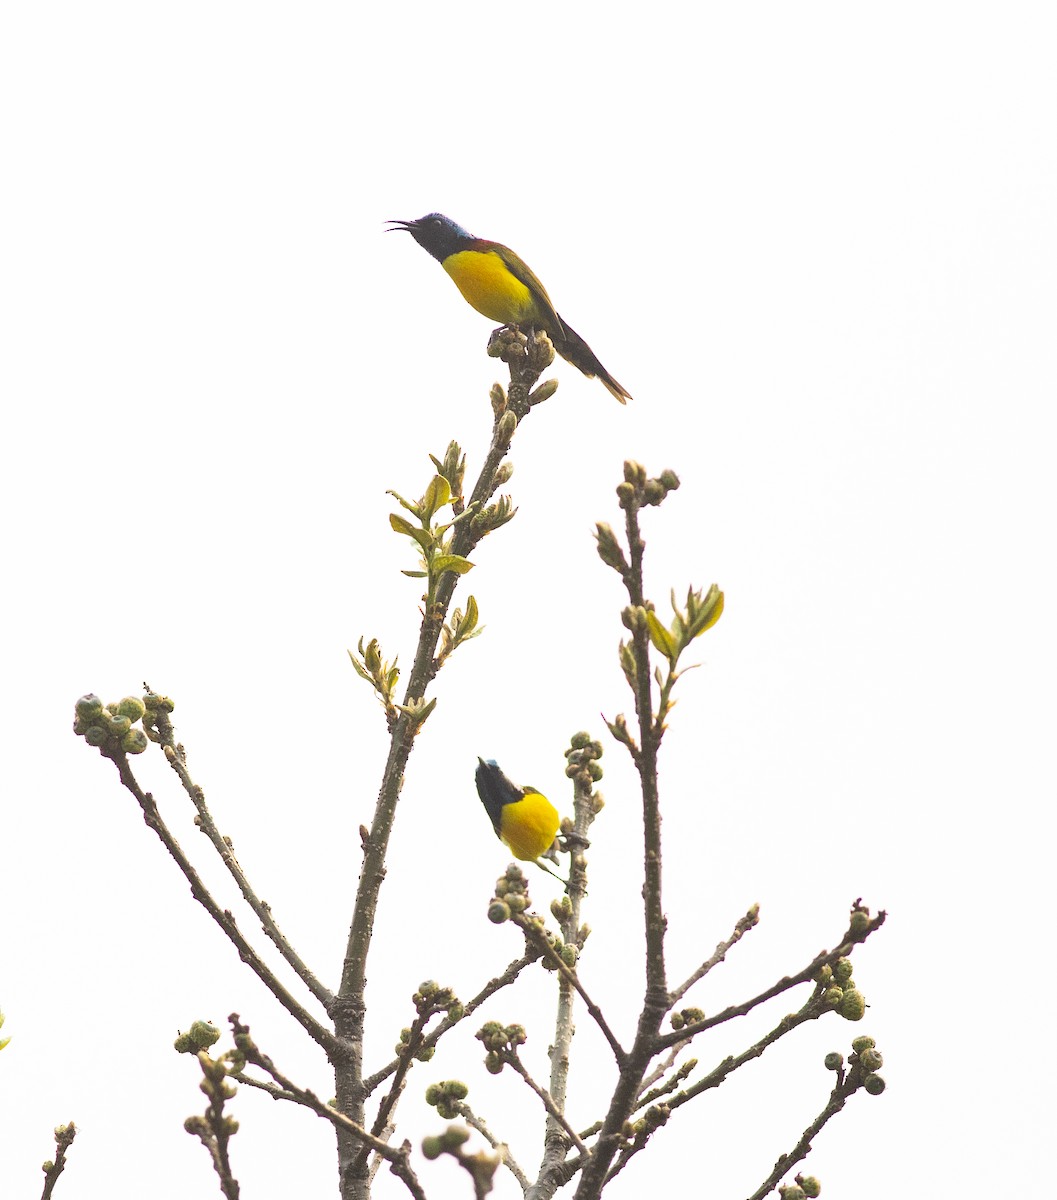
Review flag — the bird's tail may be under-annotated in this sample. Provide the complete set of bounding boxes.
[551,315,632,404]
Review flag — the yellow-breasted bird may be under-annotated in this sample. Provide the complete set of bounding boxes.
[475,757,560,863]
[387,213,632,403]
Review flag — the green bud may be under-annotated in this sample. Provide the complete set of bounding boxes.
[658,469,680,491]
[485,1052,503,1075]
[832,957,853,983]
[849,908,871,936]
[859,1048,883,1072]
[122,728,149,754]
[823,986,843,1006]
[188,1020,220,1050]
[779,1186,805,1200]
[643,479,666,505]
[75,694,104,720]
[529,378,559,404]
[850,1035,875,1054]
[814,964,833,985]
[823,1052,843,1071]
[863,1073,886,1096]
[107,714,132,737]
[492,462,514,488]
[799,1177,821,1197]
[594,523,627,571]
[115,696,146,721]
[838,989,866,1021]
[496,409,517,443]
[421,1135,443,1160]
[616,481,635,508]
[84,725,108,747]
[487,900,510,924]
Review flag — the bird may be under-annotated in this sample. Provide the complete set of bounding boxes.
[475,758,561,863]
[387,213,632,403]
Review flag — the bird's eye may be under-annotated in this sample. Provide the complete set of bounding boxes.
[432,218,442,228]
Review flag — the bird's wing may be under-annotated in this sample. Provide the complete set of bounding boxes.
[491,244,566,337]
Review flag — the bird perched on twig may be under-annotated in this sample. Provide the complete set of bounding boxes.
[387,212,632,403]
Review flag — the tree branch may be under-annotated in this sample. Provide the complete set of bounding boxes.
[106,747,338,1056]
[39,1122,76,1200]
[144,702,333,1011]
[668,904,760,1005]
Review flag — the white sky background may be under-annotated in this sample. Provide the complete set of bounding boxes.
[2,2,1054,1197]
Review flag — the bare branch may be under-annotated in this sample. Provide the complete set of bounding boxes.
[105,748,339,1056]
[669,904,761,1006]
[229,1016,426,1200]
[456,1101,530,1192]
[146,704,333,1011]
[514,913,626,1067]
[656,908,887,1052]
[504,1053,588,1157]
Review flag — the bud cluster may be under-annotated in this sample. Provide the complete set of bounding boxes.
[174,1020,221,1055]
[488,864,530,925]
[475,1020,527,1075]
[564,732,604,793]
[424,1079,469,1120]
[616,460,681,511]
[72,691,166,756]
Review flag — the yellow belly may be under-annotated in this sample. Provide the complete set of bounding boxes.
[500,791,560,861]
[443,250,538,326]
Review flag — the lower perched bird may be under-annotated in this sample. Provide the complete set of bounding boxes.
[475,758,560,863]
[387,213,632,403]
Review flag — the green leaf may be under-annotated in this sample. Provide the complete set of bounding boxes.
[348,650,373,683]
[460,594,479,636]
[389,513,417,537]
[645,610,677,663]
[432,554,474,577]
[386,489,420,516]
[401,569,428,578]
[421,475,452,521]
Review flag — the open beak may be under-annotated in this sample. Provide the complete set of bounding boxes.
[385,219,414,233]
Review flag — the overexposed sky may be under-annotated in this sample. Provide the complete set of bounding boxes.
[2,3,1054,1197]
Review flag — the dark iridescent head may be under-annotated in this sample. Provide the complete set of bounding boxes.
[386,212,476,262]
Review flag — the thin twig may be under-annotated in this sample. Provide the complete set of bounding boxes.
[505,1054,588,1156]
[361,954,534,1096]
[229,1016,426,1200]
[668,904,761,1005]
[572,477,675,1199]
[457,1102,530,1191]
[40,1123,76,1200]
[162,738,334,1011]
[745,1073,860,1200]
[186,1054,241,1200]
[228,1071,297,1103]
[107,749,338,1057]
[655,910,887,1052]
[515,915,626,1067]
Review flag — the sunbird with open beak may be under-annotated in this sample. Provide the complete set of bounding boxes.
[387,213,632,403]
